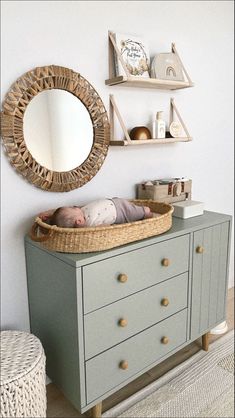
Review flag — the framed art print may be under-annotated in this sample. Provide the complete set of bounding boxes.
[114,33,150,78]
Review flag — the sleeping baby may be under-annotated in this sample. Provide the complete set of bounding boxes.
[39,197,153,228]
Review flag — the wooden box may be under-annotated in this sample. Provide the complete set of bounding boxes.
[137,178,192,204]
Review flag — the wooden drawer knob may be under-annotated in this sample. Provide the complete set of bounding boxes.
[119,360,128,370]
[161,298,169,307]
[196,246,204,254]
[161,336,169,345]
[118,273,128,283]
[118,318,128,327]
[162,258,170,267]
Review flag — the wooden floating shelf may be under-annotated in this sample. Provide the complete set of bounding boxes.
[109,95,192,146]
[107,32,194,91]
[105,76,194,90]
[110,137,193,146]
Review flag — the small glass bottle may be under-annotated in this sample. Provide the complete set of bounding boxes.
[152,111,166,139]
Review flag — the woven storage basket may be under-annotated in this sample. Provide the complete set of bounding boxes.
[0,331,46,418]
[30,200,173,253]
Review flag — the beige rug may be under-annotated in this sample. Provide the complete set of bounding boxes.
[103,331,234,418]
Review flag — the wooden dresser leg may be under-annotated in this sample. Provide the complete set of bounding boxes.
[90,402,102,418]
[202,332,209,351]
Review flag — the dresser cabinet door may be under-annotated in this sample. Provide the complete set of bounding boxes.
[191,222,230,340]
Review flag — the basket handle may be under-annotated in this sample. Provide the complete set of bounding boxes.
[30,222,54,242]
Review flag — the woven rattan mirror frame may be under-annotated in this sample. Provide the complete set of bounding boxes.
[1,65,110,192]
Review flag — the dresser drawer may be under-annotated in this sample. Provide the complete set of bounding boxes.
[84,272,188,359]
[86,308,187,403]
[83,234,189,313]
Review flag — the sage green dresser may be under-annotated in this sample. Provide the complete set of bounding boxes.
[25,211,232,417]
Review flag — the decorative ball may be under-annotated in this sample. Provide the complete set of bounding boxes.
[129,126,151,141]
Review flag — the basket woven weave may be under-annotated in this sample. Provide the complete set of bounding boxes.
[30,200,173,253]
[0,331,46,417]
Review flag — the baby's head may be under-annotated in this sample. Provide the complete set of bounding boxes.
[50,206,86,228]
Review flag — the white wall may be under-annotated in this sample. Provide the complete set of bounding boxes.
[1,1,234,331]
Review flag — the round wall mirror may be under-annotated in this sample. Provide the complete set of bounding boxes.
[1,65,110,192]
[23,89,93,172]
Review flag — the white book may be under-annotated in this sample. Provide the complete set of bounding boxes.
[173,200,204,219]
[113,33,150,78]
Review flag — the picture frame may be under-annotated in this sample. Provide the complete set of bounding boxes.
[113,33,150,78]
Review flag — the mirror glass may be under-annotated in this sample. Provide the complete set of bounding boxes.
[23,89,93,171]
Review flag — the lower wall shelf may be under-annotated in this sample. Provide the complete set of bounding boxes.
[109,95,192,146]
[110,137,192,146]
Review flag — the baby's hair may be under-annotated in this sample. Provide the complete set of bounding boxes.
[50,207,76,228]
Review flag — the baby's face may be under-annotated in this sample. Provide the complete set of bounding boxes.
[67,207,86,227]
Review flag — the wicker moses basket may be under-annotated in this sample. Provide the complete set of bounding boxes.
[30,200,174,253]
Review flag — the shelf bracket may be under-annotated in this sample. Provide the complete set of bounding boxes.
[109,94,132,144]
[108,31,130,79]
[170,98,191,139]
[171,43,193,86]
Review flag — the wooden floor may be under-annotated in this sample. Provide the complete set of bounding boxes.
[47,288,234,418]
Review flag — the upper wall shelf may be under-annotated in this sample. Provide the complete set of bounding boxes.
[105,76,193,90]
[105,32,194,90]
